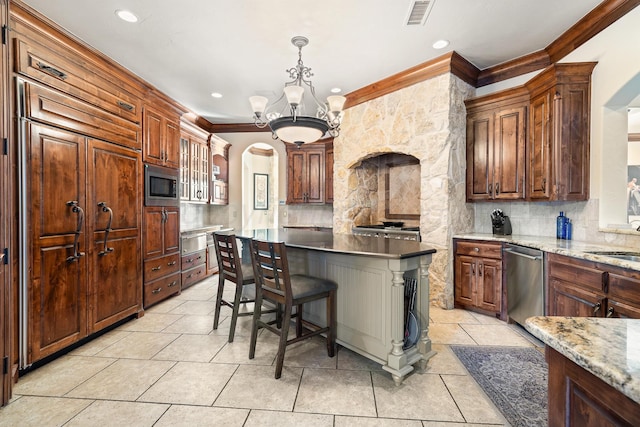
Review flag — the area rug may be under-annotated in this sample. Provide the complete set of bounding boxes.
[450,345,548,427]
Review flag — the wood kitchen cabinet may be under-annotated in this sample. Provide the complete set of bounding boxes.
[325,142,334,203]
[286,141,330,204]
[143,102,181,169]
[210,134,231,205]
[547,253,640,319]
[465,87,528,201]
[181,250,206,290]
[454,240,503,318]
[179,120,210,203]
[525,63,596,201]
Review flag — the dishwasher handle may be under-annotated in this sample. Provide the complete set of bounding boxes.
[504,247,542,261]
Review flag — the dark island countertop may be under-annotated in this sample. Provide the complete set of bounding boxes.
[224,228,436,259]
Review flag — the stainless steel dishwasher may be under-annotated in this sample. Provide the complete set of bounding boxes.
[504,244,545,326]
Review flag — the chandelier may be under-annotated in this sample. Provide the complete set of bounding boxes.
[249,36,346,147]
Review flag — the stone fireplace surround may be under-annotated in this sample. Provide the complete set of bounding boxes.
[332,72,475,308]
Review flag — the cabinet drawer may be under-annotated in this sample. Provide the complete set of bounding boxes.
[15,37,142,124]
[144,272,181,307]
[607,269,640,306]
[24,81,140,150]
[144,253,180,282]
[181,250,206,270]
[547,254,604,292]
[455,241,502,259]
[182,264,206,288]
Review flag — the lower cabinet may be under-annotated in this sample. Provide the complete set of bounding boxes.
[181,249,206,289]
[454,240,503,318]
[547,347,640,426]
[143,272,181,308]
[206,242,219,277]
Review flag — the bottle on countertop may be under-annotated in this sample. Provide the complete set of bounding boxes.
[556,212,565,239]
[565,219,572,240]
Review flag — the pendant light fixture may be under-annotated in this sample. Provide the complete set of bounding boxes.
[249,36,346,147]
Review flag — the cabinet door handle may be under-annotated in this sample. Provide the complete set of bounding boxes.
[593,302,601,315]
[168,281,178,288]
[478,263,483,277]
[187,273,193,278]
[66,201,85,262]
[97,202,114,257]
[606,307,614,318]
[151,287,162,294]
[495,182,500,195]
[167,261,177,266]
[36,61,67,80]
[151,266,162,272]
[117,100,134,111]
[541,178,546,192]
[471,263,475,275]
[488,183,492,196]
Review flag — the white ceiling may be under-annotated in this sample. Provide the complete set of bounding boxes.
[20,0,604,124]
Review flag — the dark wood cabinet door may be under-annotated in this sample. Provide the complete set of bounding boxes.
[493,105,526,200]
[143,207,164,259]
[306,150,324,203]
[528,91,552,200]
[163,207,180,254]
[179,137,190,200]
[287,150,306,203]
[28,123,88,362]
[164,119,181,169]
[143,107,163,165]
[466,111,493,200]
[325,146,334,203]
[548,279,605,317]
[478,258,502,312]
[454,255,475,306]
[87,139,141,332]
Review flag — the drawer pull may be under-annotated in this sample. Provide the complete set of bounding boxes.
[151,266,162,272]
[168,281,178,287]
[606,307,614,318]
[117,100,134,111]
[474,247,479,252]
[593,302,601,315]
[151,287,162,294]
[167,261,177,266]
[36,62,67,80]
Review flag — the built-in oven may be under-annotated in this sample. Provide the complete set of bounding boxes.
[145,164,179,206]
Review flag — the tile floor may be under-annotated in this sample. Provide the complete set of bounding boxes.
[0,276,543,426]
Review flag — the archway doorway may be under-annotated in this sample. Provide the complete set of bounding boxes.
[242,143,278,229]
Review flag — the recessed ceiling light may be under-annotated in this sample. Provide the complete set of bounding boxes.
[211,92,223,98]
[432,39,449,50]
[115,10,138,23]
[330,88,342,94]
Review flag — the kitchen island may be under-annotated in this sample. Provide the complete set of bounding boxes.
[526,316,640,425]
[229,228,437,385]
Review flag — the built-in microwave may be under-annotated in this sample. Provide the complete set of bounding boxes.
[144,164,179,206]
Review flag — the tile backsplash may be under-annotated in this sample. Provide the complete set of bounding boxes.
[473,198,640,248]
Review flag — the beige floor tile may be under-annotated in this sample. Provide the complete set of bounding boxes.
[145,298,187,314]
[168,300,216,315]
[214,364,302,411]
[138,361,237,405]
[210,313,255,338]
[162,314,215,334]
[95,331,180,359]
[175,288,217,301]
[155,405,249,427]
[14,355,116,396]
[428,323,476,345]
[430,306,480,324]
[335,416,423,426]
[69,329,132,356]
[461,324,534,347]
[337,346,384,371]
[441,374,509,425]
[153,333,229,362]
[118,312,183,332]
[283,335,337,369]
[0,396,93,427]
[245,409,333,427]
[423,344,468,375]
[211,334,277,366]
[66,400,169,427]
[372,371,464,422]
[295,368,376,417]
[468,310,507,325]
[66,359,175,400]
[422,423,506,427]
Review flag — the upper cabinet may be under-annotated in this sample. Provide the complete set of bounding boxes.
[179,120,210,203]
[465,62,596,202]
[210,134,230,205]
[143,99,181,168]
[525,63,596,201]
[465,87,528,201]
[286,140,332,204]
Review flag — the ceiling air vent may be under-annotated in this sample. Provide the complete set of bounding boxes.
[405,0,435,26]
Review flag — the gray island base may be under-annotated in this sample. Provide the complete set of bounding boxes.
[231,228,438,385]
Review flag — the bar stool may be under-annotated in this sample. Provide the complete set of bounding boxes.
[248,239,337,379]
[212,233,277,342]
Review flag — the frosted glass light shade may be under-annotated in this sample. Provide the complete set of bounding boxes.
[270,116,328,145]
[249,96,268,115]
[327,95,346,113]
[283,86,304,106]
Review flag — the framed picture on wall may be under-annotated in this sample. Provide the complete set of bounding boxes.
[254,173,269,210]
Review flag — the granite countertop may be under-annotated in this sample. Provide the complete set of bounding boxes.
[180,225,232,236]
[454,233,640,271]
[525,316,640,403]
[228,228,436,259]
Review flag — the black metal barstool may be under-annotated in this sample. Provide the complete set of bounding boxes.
[248,239,337,379]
